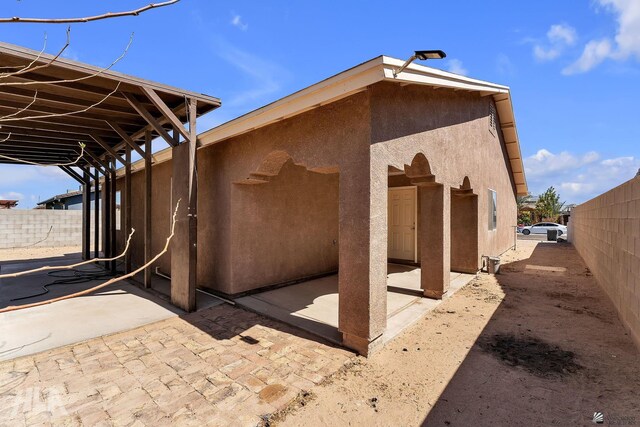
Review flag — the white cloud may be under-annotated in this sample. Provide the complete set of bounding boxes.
[0,191,25,201]
[526,149,600,178]
[446,59,468,76]
[230,14,248,31]
[564,0,640,73]
[496,54,516,76]
[533,24,577,62]
[210,38,290,108]
[600,0,640,60]
[562,39,613,74]
[524,149,640,203]
[548,24,578,45]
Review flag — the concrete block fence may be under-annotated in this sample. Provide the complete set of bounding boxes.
[570,176,640,349]
[0,210,100,249]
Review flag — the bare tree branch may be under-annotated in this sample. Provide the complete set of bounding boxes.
[0,200,180,314]
[0,141,85,166]
[0,133,10,143]
[0,28,70,79]
[0,33,133,86]
[0,1,180,24]
[0,82,121,122]
[0,90,38,121]
[0,31,48,71]
[0,229,136,279]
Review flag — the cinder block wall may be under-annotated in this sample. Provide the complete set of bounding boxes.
[570,176,640,349]
[0,210,98,249]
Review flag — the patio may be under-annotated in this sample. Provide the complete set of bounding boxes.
[236,264,475,348]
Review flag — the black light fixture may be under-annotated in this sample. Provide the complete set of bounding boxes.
[394,50,447,77]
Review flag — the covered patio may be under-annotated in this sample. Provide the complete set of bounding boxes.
[236,264,475,347]
[0,41,220,314]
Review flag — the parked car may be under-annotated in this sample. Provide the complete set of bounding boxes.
[520,222,567,236]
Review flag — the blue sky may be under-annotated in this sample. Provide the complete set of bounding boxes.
[0,0,638,207]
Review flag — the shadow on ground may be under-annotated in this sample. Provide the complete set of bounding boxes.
[421,242,640,426]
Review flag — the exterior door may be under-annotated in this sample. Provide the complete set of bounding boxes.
[388,187,417,261]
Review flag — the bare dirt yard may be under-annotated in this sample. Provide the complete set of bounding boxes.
[274,240,640,426]
[0,246,81,263]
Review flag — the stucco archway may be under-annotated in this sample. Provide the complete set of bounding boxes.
[450,176,479,273]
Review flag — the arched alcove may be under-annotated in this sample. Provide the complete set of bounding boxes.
[450,176,479,273]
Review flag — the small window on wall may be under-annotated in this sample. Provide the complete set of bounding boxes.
[488,189,497,231]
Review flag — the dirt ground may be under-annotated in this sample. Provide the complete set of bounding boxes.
[0,246,81,262]
[274,240,640,426]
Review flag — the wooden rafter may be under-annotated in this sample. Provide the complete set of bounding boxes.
[121,92,176,147]
[90,132,127,165]
[140,86,190,141]
[106,121,146,158]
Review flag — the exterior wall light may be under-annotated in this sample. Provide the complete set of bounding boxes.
[394,50,447,77]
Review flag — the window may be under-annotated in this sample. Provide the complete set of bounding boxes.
[488,189,497,231]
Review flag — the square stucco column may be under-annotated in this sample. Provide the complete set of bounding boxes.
[418,184,451,299]
[338,151,388,356]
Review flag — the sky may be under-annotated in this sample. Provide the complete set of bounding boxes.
[0,0,638,207]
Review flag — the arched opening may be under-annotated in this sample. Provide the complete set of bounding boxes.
[450,176,479,273]
[230,151,342,342]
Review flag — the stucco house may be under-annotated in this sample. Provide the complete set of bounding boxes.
[114,55,527,355]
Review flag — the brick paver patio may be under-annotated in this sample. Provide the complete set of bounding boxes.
[0,304,354,426]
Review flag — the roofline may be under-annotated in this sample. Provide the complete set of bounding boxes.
[122,55,528,195]
[0,41,221,106]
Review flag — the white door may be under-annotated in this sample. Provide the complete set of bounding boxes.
[388,187,417,261]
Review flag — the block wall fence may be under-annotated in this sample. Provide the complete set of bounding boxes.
[569,176,640,349]
[0,210,99,249]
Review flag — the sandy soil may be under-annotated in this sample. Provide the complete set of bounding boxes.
[0,246,81,262]
[273,240,640,426]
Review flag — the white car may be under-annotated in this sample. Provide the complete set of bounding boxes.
[520,222,567,236]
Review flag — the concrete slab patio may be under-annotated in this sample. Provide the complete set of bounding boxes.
[0,249,219,362]
[236,265,475,348]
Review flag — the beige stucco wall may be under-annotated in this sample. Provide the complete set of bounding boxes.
[570,176,640,349]
[230,161,339,291]
[115,82,518,353]
[369,83,518,267]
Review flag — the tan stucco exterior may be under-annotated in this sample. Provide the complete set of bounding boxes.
[116,79,520,355]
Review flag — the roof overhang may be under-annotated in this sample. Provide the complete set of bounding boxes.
[0,41,220,170]
[197,55,527,196]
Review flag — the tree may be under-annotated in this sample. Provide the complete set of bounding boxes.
[516,194,532,225]
[516,194,532,210]
[535,186,565,221]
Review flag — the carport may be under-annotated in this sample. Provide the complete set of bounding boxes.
[0,41,220,312]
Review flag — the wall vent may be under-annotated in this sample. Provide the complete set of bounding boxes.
[489,102,497,136]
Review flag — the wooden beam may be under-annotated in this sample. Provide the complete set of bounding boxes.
[101,166,111,268]
[140,86,190,141]
[144,130,152,288]
[90,132,127,165]
[170,100,197,312]
[124,145,132,274]
[94,167,100,258]
[83,148,109,173]
[121,92,177,147]
[106,121,146,158]
[110,158,117,272]
[58,165,84,184]
[82,169,91,261]
[110,103,186,153]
